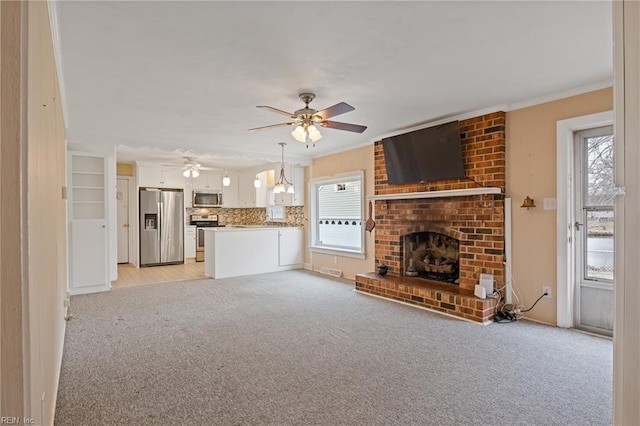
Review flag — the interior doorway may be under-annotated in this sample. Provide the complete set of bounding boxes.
[573,126,615,336]
[116,178,130,264]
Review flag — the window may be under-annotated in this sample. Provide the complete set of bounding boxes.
[309,170,365,258]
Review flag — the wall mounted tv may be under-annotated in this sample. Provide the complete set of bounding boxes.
[382,121,465,184]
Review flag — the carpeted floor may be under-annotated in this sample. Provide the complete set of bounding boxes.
[55,270,612,425]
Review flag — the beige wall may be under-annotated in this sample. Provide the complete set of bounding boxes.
[0,2,68,423]
[117,162,134,176]
[307,145,375,279]
[506,88,613,325]
[1,0,25,416]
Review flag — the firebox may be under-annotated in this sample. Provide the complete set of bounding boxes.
[403,231,459,284]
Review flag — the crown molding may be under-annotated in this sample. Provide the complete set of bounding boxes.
[508,79,613,111]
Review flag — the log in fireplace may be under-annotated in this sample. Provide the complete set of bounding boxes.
[403,231,459,284]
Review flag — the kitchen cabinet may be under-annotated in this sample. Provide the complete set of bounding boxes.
[237,170,263,207]
[278,228,304,266]
[256,171,268,207]
[193,170,222,191]
[184,176,194,208]
[68,152,110,295]
[291,166,305,206]
[185,225,196,258]
[204,227,303,279]
[137,164,185,188]
[221,170,239,207]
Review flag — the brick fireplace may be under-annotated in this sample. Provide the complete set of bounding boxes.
[355,112,506,323]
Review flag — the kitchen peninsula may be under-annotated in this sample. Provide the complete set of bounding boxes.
[204,226,304,279]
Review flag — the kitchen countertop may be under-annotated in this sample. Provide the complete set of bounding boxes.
[203,225,302,231]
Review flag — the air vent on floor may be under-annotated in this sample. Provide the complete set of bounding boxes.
[319,267,343,278]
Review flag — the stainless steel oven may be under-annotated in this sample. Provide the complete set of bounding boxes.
[190,214,225,262]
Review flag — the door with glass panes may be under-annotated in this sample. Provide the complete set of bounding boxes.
[574,126,614,336]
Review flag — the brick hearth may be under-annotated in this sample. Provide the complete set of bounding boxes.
[355,273,497,323]
[356,112,506,323]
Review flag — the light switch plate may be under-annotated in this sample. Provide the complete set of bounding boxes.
[543,198,557,210]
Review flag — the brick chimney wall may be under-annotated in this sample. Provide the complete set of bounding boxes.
[373,112,506,292]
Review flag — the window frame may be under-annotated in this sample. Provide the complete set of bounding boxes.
[309,170,366,259]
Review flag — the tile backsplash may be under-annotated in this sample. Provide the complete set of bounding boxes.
[186,206,305,227]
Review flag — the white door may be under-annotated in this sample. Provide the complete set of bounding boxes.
[116,178,129,263]
[574,126,615,336]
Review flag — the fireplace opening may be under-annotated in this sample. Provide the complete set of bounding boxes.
[403,232,459,284]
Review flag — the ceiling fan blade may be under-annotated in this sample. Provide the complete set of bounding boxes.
[249,122,295,131]
[316,102,355,119]
[257,106,296,118]
[321,120,367,133]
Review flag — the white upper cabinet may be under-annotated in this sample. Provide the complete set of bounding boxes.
[238,171,258,207]
[221,170,239,207]
[193,170,222,191]
[291,166,305,206]
[137,164,184,188]
[255,171,268,208]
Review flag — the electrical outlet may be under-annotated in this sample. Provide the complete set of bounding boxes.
[542,286,552,299]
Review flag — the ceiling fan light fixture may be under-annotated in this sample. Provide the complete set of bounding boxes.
[307,124,322,142]
[183,167,200,178]
[291,125,307,143]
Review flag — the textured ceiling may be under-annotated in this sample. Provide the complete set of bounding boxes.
[54,1,612,168]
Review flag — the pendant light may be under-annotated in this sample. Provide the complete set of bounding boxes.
[274,142,294,194]
[254,175,261,188]
[222,170,231,187]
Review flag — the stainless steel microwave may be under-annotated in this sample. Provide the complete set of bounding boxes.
[192,190,223,207]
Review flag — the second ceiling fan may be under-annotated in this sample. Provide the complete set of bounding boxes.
[249,93,367,147]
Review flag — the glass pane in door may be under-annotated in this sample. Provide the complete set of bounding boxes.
[585,210,614,281]
[574,126,614,336]
[585,133,615,207]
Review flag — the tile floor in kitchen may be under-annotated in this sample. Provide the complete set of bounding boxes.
[112,258,206,288]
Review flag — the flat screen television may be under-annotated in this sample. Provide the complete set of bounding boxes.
[382,121,465,184]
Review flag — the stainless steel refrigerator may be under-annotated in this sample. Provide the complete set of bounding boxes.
[139,188,184,266]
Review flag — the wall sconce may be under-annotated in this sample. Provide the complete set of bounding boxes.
[521,196,536,209]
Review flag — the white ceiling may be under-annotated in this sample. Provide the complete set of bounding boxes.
[53,1,612,169]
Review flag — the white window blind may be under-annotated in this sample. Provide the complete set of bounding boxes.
[317,180,362,219]
[310,171,365,257]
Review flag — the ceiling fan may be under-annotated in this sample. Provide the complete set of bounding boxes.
[249,93,367,147]
[166,158,213,178]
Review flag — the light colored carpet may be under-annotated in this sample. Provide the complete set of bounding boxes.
[55,270,612,425]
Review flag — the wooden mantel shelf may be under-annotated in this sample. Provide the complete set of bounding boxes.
[367,187,502,201]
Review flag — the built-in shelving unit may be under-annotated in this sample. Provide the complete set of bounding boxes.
[366,187,502,201]
[70,155,105,219]
[67,152,109,295]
